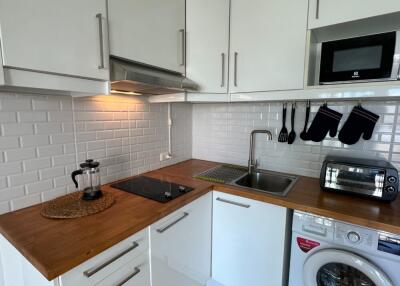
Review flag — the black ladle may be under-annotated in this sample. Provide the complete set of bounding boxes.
[288,103,296,144]
[300,101,310,141]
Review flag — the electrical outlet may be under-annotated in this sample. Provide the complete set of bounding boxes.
[160,152,171,161]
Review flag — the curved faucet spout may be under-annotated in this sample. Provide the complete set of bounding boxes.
[248,129,273,174]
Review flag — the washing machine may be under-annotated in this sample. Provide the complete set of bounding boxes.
[289,210,400,286]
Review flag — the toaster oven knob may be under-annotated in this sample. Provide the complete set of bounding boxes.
[385,186,396,193]
[347,231,361,243]
[387,176,397,184]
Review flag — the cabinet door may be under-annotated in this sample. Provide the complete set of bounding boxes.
[309,0,400,29]
[229,0,308,93]
[212,192,289,286]
[151,193,212,286]
[0,0,109,81]
[186,0,230,93]
[108,0,185,74]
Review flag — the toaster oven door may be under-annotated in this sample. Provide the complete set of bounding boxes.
[324,163,386,197]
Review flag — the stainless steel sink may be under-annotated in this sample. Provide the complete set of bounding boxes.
[230,169,298,197]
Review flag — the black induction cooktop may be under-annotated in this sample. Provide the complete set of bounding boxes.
[111,176,194,203]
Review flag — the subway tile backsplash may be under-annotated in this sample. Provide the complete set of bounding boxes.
[0,93,192,214]
[192,101,400,178]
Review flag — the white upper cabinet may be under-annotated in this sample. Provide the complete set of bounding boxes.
[0,0,109,81]
[212,192,290,286]
[186,0,230,93]
[229,0,308,93]
[151,193,212,286]
[108,0,185,74]
[308,0,400,29]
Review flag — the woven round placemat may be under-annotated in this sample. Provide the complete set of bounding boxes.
[41,191,115,219]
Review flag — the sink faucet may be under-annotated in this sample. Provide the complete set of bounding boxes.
[248,129,273,174]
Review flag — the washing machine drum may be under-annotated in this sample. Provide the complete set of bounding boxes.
[303,249,393,286]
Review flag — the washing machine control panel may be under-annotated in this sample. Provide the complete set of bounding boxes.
[335,222,375,250]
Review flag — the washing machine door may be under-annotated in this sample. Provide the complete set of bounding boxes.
[303,249,393,286]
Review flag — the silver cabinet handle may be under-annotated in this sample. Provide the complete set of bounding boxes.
[221,53,225,87]
[115,267,141,286]
[96,13,105,69]
[316,0,320,19]
[216,197,250,208]
[234,52,238,87]
[83,242,139,277]
[179,29,185,66]
[156,212,189,233]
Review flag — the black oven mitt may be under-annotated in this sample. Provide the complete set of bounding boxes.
[303,104,343,142]
[338,106,379,145]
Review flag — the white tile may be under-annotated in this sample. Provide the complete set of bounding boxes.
[0,186,25,202]
[26,180,53,194]
[32,99,60,110]
[4,148,36,162]
[11,194,41,211]
[0,137,19,149]
[9,172,38,187]
[18,111,47,122]
[23,158,52,171]
[39,166,65,180]
[35,122,62,134]
[1,98,32,110]
[37,145,63,157]
[0,112,17,122]
[20,134,49,147]
[52,154,76,166]
[2,123,34,136]
[0,162,22,176]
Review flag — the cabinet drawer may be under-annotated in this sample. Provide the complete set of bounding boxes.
[60,228,149,286]
[95,252,150,286]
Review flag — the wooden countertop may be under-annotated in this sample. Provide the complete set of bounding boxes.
[1,159,400,280]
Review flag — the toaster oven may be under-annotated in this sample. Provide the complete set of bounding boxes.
[320,156,399,202]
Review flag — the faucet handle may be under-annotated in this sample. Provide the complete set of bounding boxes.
[255,159,259,169]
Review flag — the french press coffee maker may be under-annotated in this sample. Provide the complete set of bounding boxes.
[71,159,102,200]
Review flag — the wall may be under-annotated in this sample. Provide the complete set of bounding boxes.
[0,92,192,214]
[192,101,399,177]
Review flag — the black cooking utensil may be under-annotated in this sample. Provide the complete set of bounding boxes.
[278,103,288,142]
[300,101,310,141]
[288,103,296,144]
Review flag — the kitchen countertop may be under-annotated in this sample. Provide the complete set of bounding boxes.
[1,159,400,280]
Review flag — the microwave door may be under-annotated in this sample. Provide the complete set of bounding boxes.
[319,31,398,84]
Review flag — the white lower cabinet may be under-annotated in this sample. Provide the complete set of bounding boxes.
[0,191,292,286]
[150,193,212,286]
[212,191,291,286]
[59,228,150,286]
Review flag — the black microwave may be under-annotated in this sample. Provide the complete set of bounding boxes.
[318,31,400,84]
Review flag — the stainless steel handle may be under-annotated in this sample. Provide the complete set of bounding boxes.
[216,197,250,208]
[179,29,185,66]
[115,267,141,286]
[221,53,225,87]
[316,0,320,19]
[96,13,105,69]
[234,52,238,87]
[83,242,139,277]
[156,212,189,233]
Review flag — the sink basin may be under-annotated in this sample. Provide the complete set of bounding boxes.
[231,170,298,197]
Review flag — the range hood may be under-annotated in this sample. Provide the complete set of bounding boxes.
[110,57,198,95]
